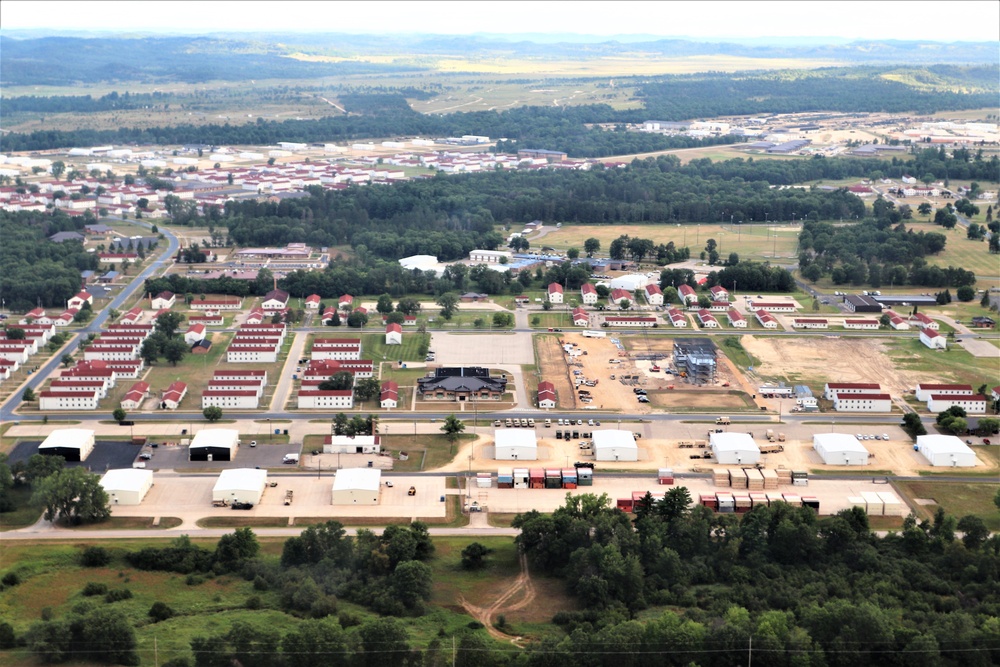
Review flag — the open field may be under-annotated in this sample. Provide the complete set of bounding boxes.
[884,338,999,391]
[903,220,1000,288]
[358,332,430,364]
[532,223,802,263]
[895,480,1000,531]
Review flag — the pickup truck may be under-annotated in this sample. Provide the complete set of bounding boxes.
[408,486,416,496]
[284,490,294,506]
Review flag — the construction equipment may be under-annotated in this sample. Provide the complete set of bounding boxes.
[284,490,294,506]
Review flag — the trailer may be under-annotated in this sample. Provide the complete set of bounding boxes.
[582,330,607,338]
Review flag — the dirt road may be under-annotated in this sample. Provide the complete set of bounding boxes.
[460,553,535,644]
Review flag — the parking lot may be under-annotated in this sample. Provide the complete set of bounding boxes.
[431,332,535,365]
[139,442,301,471]
[7,440,140,473]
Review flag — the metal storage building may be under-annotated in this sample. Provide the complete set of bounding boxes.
[916,435,978,467]
[593,430,638,462]
[331,468,382,505]
[100,468,153,505]
[813,433,869,466]
[710,432,761,465]
[493,430,538,460]
[213,468,267,505]
[39,429,95,462]
[189,429,240,461]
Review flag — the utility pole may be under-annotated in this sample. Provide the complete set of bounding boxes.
[748,634,752,667]
[154,636,158,667]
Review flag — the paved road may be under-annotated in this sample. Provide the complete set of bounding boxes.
[0,222,180,423]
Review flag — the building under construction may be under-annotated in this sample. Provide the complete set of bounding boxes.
[672,338,717,385]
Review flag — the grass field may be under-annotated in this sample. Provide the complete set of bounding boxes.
[903,220,1000,288]
[357,332,430,364]
[383,433,475,471]
[895,480,1000,531]
[529,312,576,329]
[885,338,998,388]
[534,222,802,263]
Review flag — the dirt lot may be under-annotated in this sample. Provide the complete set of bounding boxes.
[535,336,576,408]
[740,335,921,396]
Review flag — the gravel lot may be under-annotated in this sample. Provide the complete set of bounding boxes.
[431,332,535,365]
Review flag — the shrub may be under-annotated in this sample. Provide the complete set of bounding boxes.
[245,595,263,610]
[104,588,134,603]
[148,601,174,622]
[80,546,112,567]
[310,595,338,619]
[162,659,193,667]
[1,572,21,587]
[0,621,16,649]
[338,611,362,628]
[81,582,108,597]
[185,574,205,586]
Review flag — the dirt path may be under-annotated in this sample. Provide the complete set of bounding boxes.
[459,553,536,644]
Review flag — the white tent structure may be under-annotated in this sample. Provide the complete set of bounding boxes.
[813,433,869,466]
[39,429,95,462]
[331,468,382,505]
[609,274,648,291]
[101,468,153,505]
[710,432,761,465]
[593,430,638,462]
[916,435,978,467]
[493,430,538,460]
[213,468,268,505]
[189,429,240,461]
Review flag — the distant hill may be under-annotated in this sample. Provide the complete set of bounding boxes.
[1,33,996,86]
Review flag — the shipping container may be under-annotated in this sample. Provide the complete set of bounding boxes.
[766,492,785,505]
[801,496,820,511]
[781,493,802,507]
[729,468,748,489]
[700,493,718,510]
[658,468,674,485]
[529,468,545,489]
[750,493,768,508]
[877,491,903,516]
[716,492,735,513]
[545,469,562,489]
[712,469,730,487]
[861,491,884,516]
[561,469,578,489]
[513,468,529,489]
[617,497,634,512]
[734,494,752,513]
[760,468,779,489]
[577,468,593,486]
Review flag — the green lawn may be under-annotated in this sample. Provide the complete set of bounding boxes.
[895,480,1000,531]
[885,338,1000,388]
[529,312,576,328]
[383,433,475,471]
[358,331,430,363]
[903,220,1000,288]
[0,487,41,532]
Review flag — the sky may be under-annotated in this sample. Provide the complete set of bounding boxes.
[3,0,999,41]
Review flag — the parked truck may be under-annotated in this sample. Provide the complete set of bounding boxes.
[716,416,731,425]
[766,429,775,441]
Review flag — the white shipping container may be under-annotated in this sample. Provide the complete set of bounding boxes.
[861,491,884,516]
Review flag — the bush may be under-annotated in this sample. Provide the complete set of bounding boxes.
[185,574,205,586]
[310,595,339,619]
[148,601,174,622]
[1,572,21,587]
[0,621,16,649]
[104,588,134,603]
[162,659,192,667]
[252,575,269,591]
[80,546,112,567]
[245,595,263,610]
[81,582,109,597]
[338,611,362,628]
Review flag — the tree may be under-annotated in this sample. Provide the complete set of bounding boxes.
[112,408,127,423]
[203,406,223,422]
[727,252,740,266]
[32,467,110,524]
[140,338,160,365]
[326,310,341,327]
[437,292,459,320]
[957,515,989,550]
[214,527,260,570]
[281,619,348,667]
[441,415,465,443]
[320,371,354,391]
[584,237,601,257]
[902,412,927,436]
[358,617,410,667]
[492,312,513,328]
[567,247,580,260]
[461,542,493,569]
[155,311,186,338]
[880,313,891,328]
[22,387,36,402]
[346,310,368,328]
[396,297,421,316]
[916,202,932,216]
[376,294,394,315]
[354,377,381,402]
[4,327,24,340]
[384,311,405,325]
[956,285,975,302]
[61,353,75,367]
[162,338,188,366]
[50,160,66,180]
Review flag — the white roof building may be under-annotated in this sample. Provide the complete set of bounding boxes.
[331,468,382,505]
[916,435,978,467]
[324,435,381,454]
[189,429,240,462]
[213,468,268,504]
[813,433,869,466]
[101,468,153,505]
[609,274,648,292]
[39,428,95,462]
[399,254,442,274]
[592,430,638,462]
[710,432,761,465]
[493,430,538,461]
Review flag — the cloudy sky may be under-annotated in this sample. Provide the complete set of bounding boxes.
[3,0,999,41]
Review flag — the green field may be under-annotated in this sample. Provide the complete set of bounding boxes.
[534,222,802,263]
[358,331,430,363]
[383,433,475,471]
[904,220,1000,288]
[895,480,1000,531]
[885,338,1000,388]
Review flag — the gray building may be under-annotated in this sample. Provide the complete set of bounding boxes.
[844,294,883,313]
[672,338,716,385]
[872,295,938,308]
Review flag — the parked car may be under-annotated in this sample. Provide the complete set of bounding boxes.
[231,502,254,510]
[385,481,394,487]
[638,396,650,403]
[249,441,257,447]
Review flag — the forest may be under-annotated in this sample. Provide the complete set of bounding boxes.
[2,66,997,154]
[0,211,100,311]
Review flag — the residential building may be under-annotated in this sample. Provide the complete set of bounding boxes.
[580,283,598,305]
[151,291,176,309]
[120,381,150,410]
[184,324,207,345]
[709,285,730,302]
[755,310,778,329]
[572,307,590,327]
[547,283,564,304]
[910,312,939,330]
[920,328,946,350]
[262,289,290,314]
[417,367,507,401]
[297,390,354,409]
[202,390,260,410]
[833,393,893,412]
[792,318,828,329]
[926,394,987,414]
[915,383,973,401]
[844,319,879,330]
[312,338,362,360]
[537,380,556,409]
[305,294,321,309]
[696,310,719,328]
[380,381,399,408]
[161,381,188,409]
[603,316,657,327]
[823,382,881,400]
[727,309,747,328]
[666,308,688,327]
[748,301,796,313]
[678,284,698,305]
[39,389,100,410]
[644,284,664,305]
[385,323,402,345]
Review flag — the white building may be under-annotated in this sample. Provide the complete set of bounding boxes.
[494,430,538,461]
[184,324,207,345]
[547,283,564,304]
[844,319,879,330]
[710,432,760,465]
[151,291,176,310]
[755,310,778,329]
[823,383,881,400]
[609,274,647,292]
[331,468,381,505]
[833,393,893,412]
[101,468,153,505]
[667,308,688,327]
[227,347,278,363]
[580,283,598,305]
[920,329,947,350]
[189,429,240,462]
[312,338,362,360]
[915,383,973,401]
[593,430,639,462]
[644,284,664,305]
[696,310,719,328]
[201,390,259,410]
[213,468,268,505]
[926,394,987,414]
[298,390,354,409]
[469,249,512,264]
[39,390,100,411]
[916,435,978,467]
[813,433,869,466]
[385,323,402,345]
[39,428,95,461]
[325,435,381,454]
[727,309,747,328]
[792,318,828,329]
